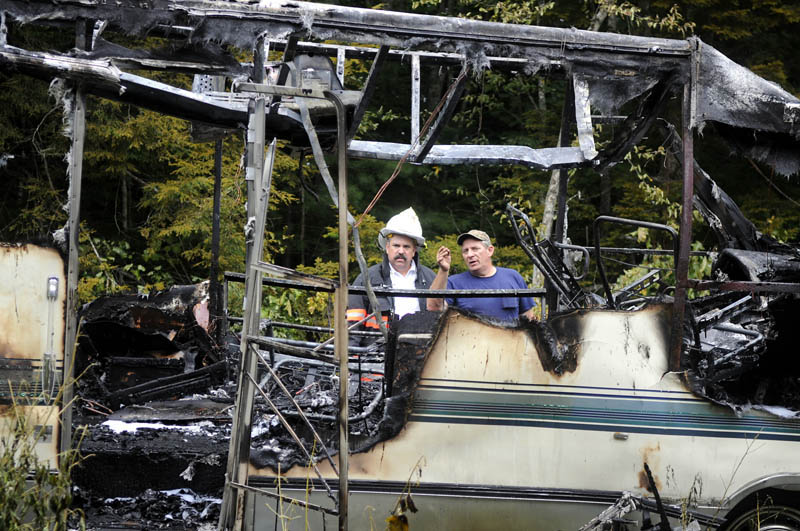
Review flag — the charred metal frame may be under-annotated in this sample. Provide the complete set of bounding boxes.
[592,216,679,309]
[3,1,800,529]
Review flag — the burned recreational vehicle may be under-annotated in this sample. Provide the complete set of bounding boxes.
[2,0,800,529]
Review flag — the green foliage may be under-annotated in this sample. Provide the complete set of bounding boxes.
[671,0,800,93]
[262,288,335,332]
[3,2,799,315]
[609,145,712,295]
[0,67,69,239]
[354,107,404,139]
[624,145,682,225]
[596,0,696,36]
[77,227,172,302]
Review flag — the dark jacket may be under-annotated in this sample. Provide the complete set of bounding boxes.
[346,253,436,346]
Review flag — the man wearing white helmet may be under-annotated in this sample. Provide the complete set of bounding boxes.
[346,207,437,346]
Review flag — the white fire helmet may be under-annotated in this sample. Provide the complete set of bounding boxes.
[378,207,426,249]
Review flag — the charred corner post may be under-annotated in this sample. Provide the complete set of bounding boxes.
[2,0,800,529]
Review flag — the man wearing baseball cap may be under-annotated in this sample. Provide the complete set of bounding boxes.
[428,230,536,322]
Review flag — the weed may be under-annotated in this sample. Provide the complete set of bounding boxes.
[0,380,87,530]
[386,456,426,531]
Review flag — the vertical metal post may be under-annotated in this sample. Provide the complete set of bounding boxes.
[670,79,694,371]
[411,54,420,145]
[324,90,349,531]
[347,45,389,144]
[219,39,267,531]
[553,79,574,247]
[220,100,264,531]
[61,20,90,456]
[547,78,575,314]
[210,139,223,343]
[572,76,598,160]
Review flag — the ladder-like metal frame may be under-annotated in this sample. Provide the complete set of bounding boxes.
[218,78,351,530]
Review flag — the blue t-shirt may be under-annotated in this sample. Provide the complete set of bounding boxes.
[446,267,535,322]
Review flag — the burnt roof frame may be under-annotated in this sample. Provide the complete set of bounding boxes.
[4,0,798,394]
[3,0,697,169]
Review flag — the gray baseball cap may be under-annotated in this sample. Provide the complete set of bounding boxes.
[457,229,492,246]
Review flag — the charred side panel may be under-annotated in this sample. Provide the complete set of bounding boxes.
[522,316,580,375]
[0,243,66,468]
[524,303,673,377]
[380,311,441,437]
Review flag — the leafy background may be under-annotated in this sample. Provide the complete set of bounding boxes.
[0,0,798,324]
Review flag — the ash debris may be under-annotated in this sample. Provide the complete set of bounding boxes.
[71,487,221,530]
[70,283,235,528]
[247,311,439,472]
[69,283,439,525]
[248,361,387,471]
[685,249,800,416]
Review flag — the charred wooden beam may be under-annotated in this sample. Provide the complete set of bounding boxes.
[106,361,227,409]
[688,280,800,294]
[61,19,90,455]
[595,76,678,172]
[84,37,246,75]
[0,46,250,127]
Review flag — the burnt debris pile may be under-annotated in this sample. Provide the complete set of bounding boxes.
[75,283,229,412]
[686,247,800,415]
[71,283,235,505]
[248,361,384,471]
[248,311,439,472]
[70,284,439,502]
[71,487,221,530]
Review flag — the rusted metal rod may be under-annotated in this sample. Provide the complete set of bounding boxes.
[323,89,350,531]
[670,76,695,372]
[229,481,338,516]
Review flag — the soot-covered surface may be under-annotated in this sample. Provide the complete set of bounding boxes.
[71,285,234,528]
[67,273,800,530]
[72,487,221,530]
[248,311,441,472]
[70,301,441,526]
[74,283,230,412]
[73,398,232,497]
[685,248,800,416]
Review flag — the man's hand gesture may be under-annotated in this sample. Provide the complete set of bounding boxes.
[435,245,451,273]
